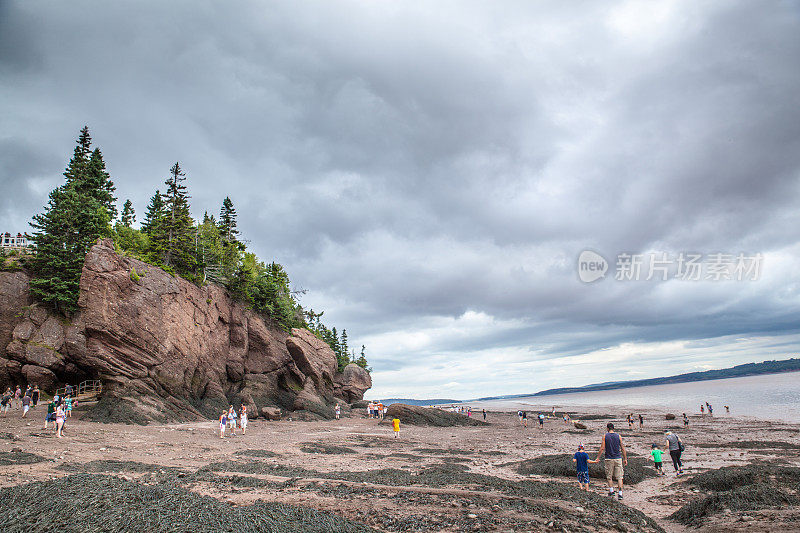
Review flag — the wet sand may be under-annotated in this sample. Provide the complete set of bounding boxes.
[1,403,798,532]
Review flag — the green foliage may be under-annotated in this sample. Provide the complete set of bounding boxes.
[120,199,135,227]
[157,162,196,276]
[28,128,115,314]
[218,196,239,244]
[306,311,369,372]
[28,127,369,369]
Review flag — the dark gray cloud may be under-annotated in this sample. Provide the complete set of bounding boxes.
[2,0,799,398]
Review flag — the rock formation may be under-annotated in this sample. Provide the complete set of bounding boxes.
[0,240,371,423]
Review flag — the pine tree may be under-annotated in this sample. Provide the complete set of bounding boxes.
[84,148,117,220]
[120,200,136,227]
[28,128,115,314]
[160,162,195,275]
[218,197,239,243]
[356,345,370,371]
[338,329,350,371]
[141,190,164,234]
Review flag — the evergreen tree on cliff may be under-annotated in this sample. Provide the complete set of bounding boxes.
[28,127,114,314]
[141,190,164,234]
[158,162,196,275]
[120,200,136,227]
[218,196,239,243]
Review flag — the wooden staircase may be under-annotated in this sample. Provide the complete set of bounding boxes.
[55,380,102,402]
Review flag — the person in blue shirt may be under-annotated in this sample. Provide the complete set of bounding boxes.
[572,444,597,490]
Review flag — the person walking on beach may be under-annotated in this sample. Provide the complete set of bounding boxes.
[665,430,684,475]
[638,414,644,429]
[482,409,486,420]
[724,405,730,413]
[650,444,664,476]
[44,399,56,429]
[538,413,545,429]
[594,423,627,500]
[21,391,31,418]
[627,414,633,430]
[521,411,528,428]
[392,418,400,438]
[700,404,704,415]
[31,386,39,408]
[707,404,713,416]
[240,406,248,435]
[1,389,10,413]
[219,410,228,439]
[227,406,237,436]
[573,444,597,491]
[55,402,66,438]
[13,386,21,409]
[682,413,689,426]
[335,403,341,420]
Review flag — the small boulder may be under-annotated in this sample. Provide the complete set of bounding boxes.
[573,422,587,430]
[260,407,282,420]
[665,413,676,420]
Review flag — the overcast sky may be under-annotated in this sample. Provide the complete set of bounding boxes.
[2,1,799,400]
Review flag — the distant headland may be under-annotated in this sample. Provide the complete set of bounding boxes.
[471,357,800,401]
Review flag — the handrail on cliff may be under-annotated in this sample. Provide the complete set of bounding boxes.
[55,380,102,401]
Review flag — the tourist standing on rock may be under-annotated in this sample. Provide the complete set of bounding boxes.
[21,391,31,418]
[240,406,248,434]
[594,423,627,500]
[31,386,39,408]
[665,431,684,475]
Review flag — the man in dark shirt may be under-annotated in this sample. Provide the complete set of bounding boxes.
[594,422,627,499]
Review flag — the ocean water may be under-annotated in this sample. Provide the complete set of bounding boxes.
[475,371,800,423]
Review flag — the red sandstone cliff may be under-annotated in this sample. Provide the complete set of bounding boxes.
[0,240,371,423]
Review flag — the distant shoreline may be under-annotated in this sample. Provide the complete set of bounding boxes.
[469,358,800,402]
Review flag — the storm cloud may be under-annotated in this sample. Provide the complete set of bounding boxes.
[2,1,799,398]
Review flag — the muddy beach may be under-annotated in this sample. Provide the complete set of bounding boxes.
[0,404,798,532]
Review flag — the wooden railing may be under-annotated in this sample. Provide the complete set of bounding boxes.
[55,380,102,401]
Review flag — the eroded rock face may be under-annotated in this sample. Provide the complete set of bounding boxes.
[335,363,373,403]
[0,239,372,422]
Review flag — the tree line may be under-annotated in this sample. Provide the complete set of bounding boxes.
[27,127,368,372]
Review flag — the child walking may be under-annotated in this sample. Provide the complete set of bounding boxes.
[650,444,664,475]
[573,444,597,490]
[219,410,228,439]
[392,418,400,438]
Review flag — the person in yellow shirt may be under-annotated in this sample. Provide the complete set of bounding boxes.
[392,418,400,438]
